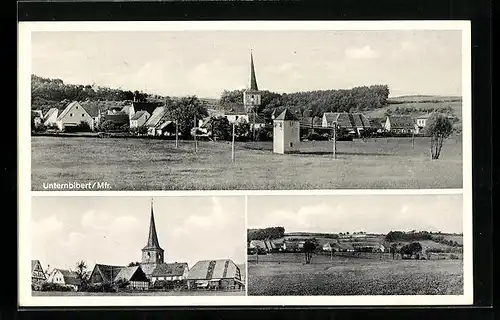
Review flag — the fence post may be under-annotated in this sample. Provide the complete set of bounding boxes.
[231,122,235,162]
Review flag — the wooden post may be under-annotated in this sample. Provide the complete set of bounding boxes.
[253,111,256,141]
[194,115,197,153]
[231,122,235,162]
[175,120,178,148]
[412,130,415,149]
[330,247,333,261]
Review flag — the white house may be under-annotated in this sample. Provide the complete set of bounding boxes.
[46,269,81,291]
[56,101,95,131]
[322,243,333,252]
[273,109,300,154]
[151,262,189,283]
[43,108,59,127]
[130,110,150,129]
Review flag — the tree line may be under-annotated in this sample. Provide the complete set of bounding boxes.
[247,227,285,241]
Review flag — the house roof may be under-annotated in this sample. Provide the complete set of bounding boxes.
[56,269,81,286]
[387,115,415,129]
[300,116,323,127]
[44,108,58,120]
[130,110,148,121]
[157,120,174,130]
[187,259,240,280]
[152,262,188,277]
[78,101,103,118]
[275,109,299,121]
[93,264,124,283]
[132,102,160,115]
[368,117,384,129]
[101,113,129,125]
[322,112,353,128]
[31,260,42,272]
[56,101,92,121]
[144,107,167,128]
[351,113,371,128]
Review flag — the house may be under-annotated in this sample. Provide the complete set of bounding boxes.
[186,259,244,291]
[322,112,371,136]
[368,117,384,133]
[43,108,59,127]
[384,115,416,134]
[31,260,46,287]
[101,109,129,127]
[322,243,333,252]
[151,262,189,283]
[274,242,287,252]
[300,116,323,129]
[89,264,149,290]
[130,110,150,129]
[46,269,81,291]
[415,114,431,134]
[224,103,249,123]
[273,109,300,154]
[144,107,169,136]
[155,120,176,136]
[247,112,266,130]
[127,101,159,121]
[55,101,95,131]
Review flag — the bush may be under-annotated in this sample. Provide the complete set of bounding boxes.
[255,127,272,141]
[40,282,73,292]
[305,131,328,141]
[76,121,92,132]
[85,282,116,293]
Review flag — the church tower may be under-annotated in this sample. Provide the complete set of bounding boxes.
[243,50,262,113]
[141,199,164,277]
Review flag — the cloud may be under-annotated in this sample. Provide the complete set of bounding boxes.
[345,45,379,59]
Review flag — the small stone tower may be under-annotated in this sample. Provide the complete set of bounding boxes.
[141,199,164,278]
[273,109,300,154]
[243,50,261,113]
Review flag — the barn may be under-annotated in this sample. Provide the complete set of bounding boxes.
[186,259,244,291]
[89,264,150,290]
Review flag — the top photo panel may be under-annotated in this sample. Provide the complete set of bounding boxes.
[24,22,470,191]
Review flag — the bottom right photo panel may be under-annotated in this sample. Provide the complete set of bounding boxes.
[247,193,464,296]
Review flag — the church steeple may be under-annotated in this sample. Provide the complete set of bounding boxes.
[142,199,164,266]
[249,50,259,91]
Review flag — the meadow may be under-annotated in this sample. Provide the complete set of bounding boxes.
[247,253,463,296]
[31,136,462,190]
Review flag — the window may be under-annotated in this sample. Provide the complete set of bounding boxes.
[70,113,73,117]
[82,114,85,117]
[290,142,293,147]
[235,116,238,120]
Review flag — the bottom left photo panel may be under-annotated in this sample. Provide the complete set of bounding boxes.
[26,195,247,299]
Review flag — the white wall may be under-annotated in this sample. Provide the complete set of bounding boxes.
[273,120,300,154]
[57,103,94,131]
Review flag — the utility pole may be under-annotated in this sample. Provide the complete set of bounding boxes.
[175,120,178,148]
[231,122,235,162]
[412,130,415,149]
[194,114,197,153]
[330,247,333,261]
[253,110,256,141]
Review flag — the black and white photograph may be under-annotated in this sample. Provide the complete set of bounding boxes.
[28,196,246,298]
[23,22,469,191]
[247,193,467,297]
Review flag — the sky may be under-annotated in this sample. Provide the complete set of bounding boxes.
[31,196,246,272]
[247,194,463,235]
[31,30,463,99]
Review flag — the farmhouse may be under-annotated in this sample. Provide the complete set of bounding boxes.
[144,106,176,136]
[151,262,189,283]
[415,114,431,134]
[89,264,150,290]
[273,109,300,154]
[130,110,150,129]
[56,101,95,131]
[46,269,81,291]
[384,115,416,134]
[186,259,244,291]
[321,112,371,136]
[43,108,59,127]
[368,117,385,133]
[31,260,46,286]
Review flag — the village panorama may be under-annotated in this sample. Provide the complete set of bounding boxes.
[30,50,463,191]
[31,197,246,296]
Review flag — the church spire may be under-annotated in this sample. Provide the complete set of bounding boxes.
[249,50,259,91]
[143,198,162,250]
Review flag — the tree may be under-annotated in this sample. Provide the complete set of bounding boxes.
[423,113,453,159]
[303,240,316,264]
[75,260,89,291]
[390,243,398,260]
[167,96,208,138]
[98,120,116,132]
[235,119,251,141]
[205,116,232,141]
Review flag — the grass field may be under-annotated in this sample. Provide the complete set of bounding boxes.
[365,101,462,122]
[32,136,462,190]
[248,253,463,296]
[32,290,245,296]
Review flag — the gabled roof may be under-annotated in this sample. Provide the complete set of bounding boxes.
[44,108,58,120]
[157,120,174,130]
[31,260,43,272]
[368,117,384,129]
[187,259,240,280]
[323,112,354,129]
[56,101,92,121]
[351,113,371,128]
[93,264,124,283]
[144,107,167,128]
[101,113,129,125]
[387,115,415,129]
[132,102,160,115]
[274,109,299,121]
[300,116,323,127]
[79,101,103,118]
[56,269,81,286]
[114,266,149,282]
[152,262,188,277]
[130,110,149,121]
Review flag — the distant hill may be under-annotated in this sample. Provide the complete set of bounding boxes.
[388,95,462,103]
